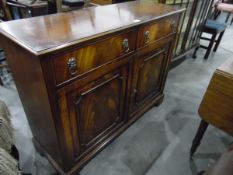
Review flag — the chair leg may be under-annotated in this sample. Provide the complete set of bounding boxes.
[190,120,209,157]
[192,46,199,59]
[204,33,217,59]
[213,30,225,52]
[210,8,217,19]
[225,12,231,23]
[213,10,221,20]
[197,171,206,175]
[0,78,3,86]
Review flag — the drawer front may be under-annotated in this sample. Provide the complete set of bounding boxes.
[52,30,136,85]
[137,15,179,49]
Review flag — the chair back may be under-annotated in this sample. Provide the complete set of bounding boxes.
[0,0,12,20]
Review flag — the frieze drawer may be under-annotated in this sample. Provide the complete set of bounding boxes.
[137,15,179,49]
[52,30,137,86]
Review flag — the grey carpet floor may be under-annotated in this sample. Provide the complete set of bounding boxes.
[0,21,233,175]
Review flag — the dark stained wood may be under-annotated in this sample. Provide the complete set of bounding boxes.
[190,120,209,157]
[52,29,136,86]
[0,2,184,174]
[130,41,171,116]
[137,15,178,48]
[65,65,127,158]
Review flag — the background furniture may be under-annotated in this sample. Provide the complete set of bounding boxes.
[0,0,47,20]
[155,0,214,67]
[216,3,233,24]
[0,2,184,174]
[7,0,47,19]
[54,0,85,13]
[192,19,227,59]
[0,0,12,20]
[212,0,233,24]
[190,59,233,157]
[0,49,7,85]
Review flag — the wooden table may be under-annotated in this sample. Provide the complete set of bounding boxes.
[199,59,233,135]
[191,59,233,157]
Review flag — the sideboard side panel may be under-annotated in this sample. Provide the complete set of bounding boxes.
[0,34,62,166]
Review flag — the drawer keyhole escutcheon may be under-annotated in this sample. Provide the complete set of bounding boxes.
[67,57,77,75]
[144,31,150,44]
[122,38,130,53]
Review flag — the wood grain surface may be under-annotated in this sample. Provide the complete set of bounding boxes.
[199,59,233,136]
[0,1,184,55]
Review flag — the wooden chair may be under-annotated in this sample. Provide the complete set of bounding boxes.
[212,0,233,24]
[192,19,227,60]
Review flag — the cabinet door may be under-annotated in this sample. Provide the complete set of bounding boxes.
[130,44,170,115]
[60,66,128,158]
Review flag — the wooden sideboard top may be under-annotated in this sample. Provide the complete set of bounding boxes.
[0,1,184,55]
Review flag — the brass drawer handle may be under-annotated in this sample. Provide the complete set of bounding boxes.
[144,31,150,44]
[122,38,130,53]
[67,57,77,75]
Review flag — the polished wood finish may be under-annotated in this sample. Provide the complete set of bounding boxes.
[199,59,233,135]
[52,29,137,86]
[0,2,184,174]
[0,2,184,54]
[190,59,233,156]
[130,42,171,116]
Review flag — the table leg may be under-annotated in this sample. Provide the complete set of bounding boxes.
[190,120,209,157]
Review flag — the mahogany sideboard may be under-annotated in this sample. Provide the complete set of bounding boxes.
[0,2,184,174]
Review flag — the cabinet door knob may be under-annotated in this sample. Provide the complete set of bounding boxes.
[122,38,130,53]
[144,31,150,44]
[67,57,77,75]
